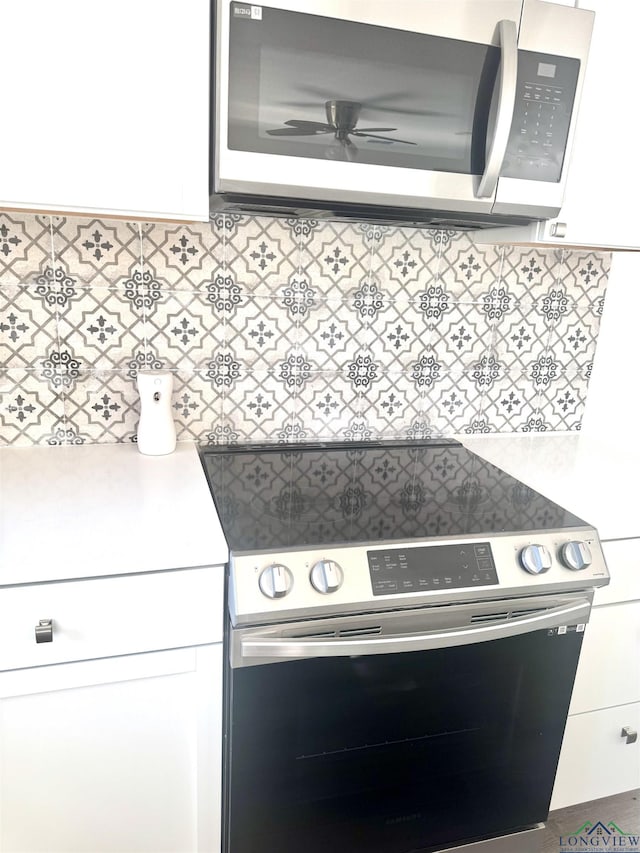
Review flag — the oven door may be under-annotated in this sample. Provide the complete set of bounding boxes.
[224,594,590,853]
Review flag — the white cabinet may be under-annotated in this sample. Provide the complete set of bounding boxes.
[475,0,640,249]
[0,565,224,853]
[0,0,210,222]
[550,538,640,810]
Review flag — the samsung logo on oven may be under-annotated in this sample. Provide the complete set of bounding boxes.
[386,813,422,826]
[233,4,262,19]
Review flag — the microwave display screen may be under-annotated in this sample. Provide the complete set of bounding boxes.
[537,62,557,79]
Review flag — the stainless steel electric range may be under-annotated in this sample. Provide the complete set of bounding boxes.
[200,438,609,853]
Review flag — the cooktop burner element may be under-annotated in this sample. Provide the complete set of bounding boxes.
[199,439,609,626]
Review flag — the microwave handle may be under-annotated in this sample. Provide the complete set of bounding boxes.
[477,19,518,198]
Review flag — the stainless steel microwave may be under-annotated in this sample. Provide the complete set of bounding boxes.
[211,0,594,229]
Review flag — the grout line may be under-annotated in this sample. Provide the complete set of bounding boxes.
[47,214,71,442]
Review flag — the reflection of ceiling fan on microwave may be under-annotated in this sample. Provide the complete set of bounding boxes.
[267,85,450,161]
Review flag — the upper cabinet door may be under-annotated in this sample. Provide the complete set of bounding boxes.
[0,0,210,222]
[475,0,640,249]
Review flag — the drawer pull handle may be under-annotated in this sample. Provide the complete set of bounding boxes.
[621,726,638,745]
[35,619,53,644]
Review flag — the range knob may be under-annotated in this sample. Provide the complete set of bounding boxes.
[560,541,592,571]
[258,564,293,599]
[310,559,344,594]
[520,544,552,575]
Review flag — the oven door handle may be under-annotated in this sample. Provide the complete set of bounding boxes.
[240,599,591,662]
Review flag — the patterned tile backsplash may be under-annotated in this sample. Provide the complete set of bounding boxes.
[0,211,611,447]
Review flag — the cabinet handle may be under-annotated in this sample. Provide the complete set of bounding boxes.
[621,726,638,745]
[35,619,53,643]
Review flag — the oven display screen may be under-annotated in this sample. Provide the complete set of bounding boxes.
[368,542,498,595]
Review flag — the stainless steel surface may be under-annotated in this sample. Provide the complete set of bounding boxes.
[229,527,608,627]
[520,543,553,575]
[34,619,53,644]
[477,19,518,198]
[231,592,592,667]
[621,726,638,745]
[492,1,594,218]
[214,0,594,227]
[561,541,592,571]
[550,221,568,238]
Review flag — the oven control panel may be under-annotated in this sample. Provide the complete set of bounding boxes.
[368,543,498,596]
[229,528,609,627]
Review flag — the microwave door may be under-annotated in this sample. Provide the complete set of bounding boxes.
[215,0,523,214]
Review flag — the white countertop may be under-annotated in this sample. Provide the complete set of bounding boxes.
[0,442,228,586]
[461,432,640,542]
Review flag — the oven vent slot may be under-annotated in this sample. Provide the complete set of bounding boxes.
[510,607,547,618]
[338,626,382,638]
[289,630,337,640]
[470,612,510,623]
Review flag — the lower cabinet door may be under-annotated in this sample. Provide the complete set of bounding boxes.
[0,645,222,853]
[550,702,640,811]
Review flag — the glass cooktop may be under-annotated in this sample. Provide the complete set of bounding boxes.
[199,439,588,553]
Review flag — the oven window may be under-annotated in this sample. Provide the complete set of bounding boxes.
[225,629,582,853]
[227,4,500,174]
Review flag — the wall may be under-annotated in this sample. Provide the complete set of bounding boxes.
[0,211,610,446]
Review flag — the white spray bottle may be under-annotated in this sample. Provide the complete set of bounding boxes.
[136,370,177,456]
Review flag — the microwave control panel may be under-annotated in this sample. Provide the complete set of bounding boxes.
[501,51,580,183]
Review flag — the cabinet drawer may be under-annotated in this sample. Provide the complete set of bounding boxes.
[569,600,640,714]
[550,702,640,811]
[0,567,223,671]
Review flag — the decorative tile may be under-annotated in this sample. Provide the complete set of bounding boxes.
[373,225,440,298]
[489,301,552,373]
[0,285,59,370]
[30,261,87,312]
[223,370,298,442]
[141,220,218,290]
[305,221,376,298]
[370,301,432,372]
[57,287,146,371]
[0,210,615,446]
[430,302,493,370]
[0,213,52,286]
[499,246,563,301]
[420,370,485,435]
[561,251,611,304]
[438,242,505,299]
[223,216,301,297]
[481,372,544,433]
[63,370,139,443]
[546,301,601,374]
[297,298,376,372]
[533,373,589,432]
[365,372,422,435]
[296,371,363,439]
[52,216,141,288]
[142,290,224,371]
[532,284,575,328]
[0,370,66,446]
[171,370,224,442]
[225,296,300,370]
